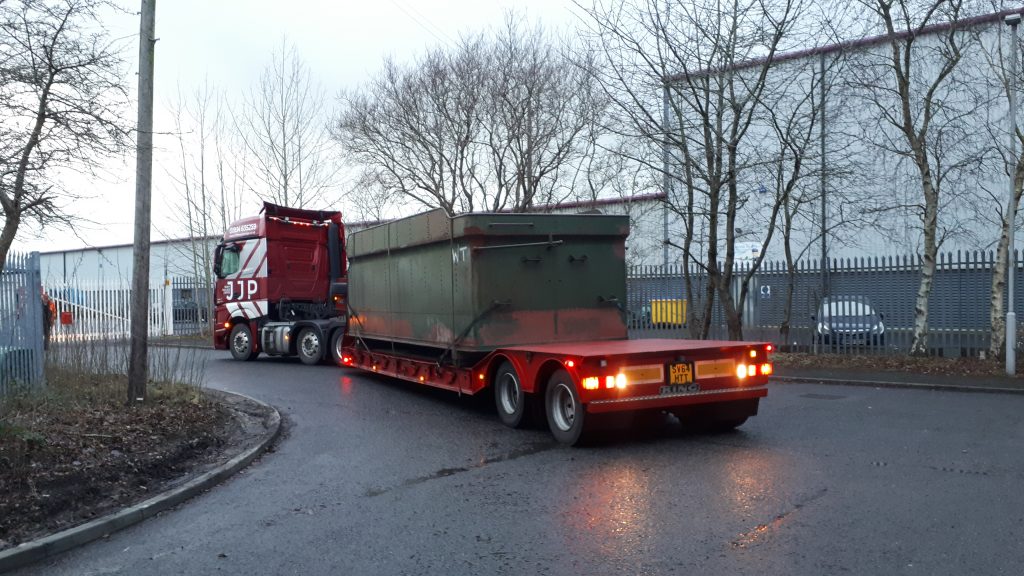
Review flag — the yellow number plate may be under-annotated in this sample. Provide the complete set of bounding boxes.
[669,362,694,385]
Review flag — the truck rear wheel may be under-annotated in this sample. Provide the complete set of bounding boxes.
[296,327,323,365]
[330,329,345,366]
[494,361,527,428]
[229,323,259,361]
[545,369,586,445]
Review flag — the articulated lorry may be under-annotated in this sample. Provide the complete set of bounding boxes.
[214,203,771,445]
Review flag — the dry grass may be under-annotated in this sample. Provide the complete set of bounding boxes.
[772,351,1022,377]
[0,339,231,548]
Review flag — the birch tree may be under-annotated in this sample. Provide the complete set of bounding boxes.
[976,12,1022,360]
[849,0,986,355]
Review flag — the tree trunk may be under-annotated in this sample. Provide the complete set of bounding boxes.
[989,159,1023,358]
[990,232,1009,359]
[780,236,796,347]
[910,180,939,356]
[0,212,20,275]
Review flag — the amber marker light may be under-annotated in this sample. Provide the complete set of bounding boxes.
[615,373,628,389]
[736,364,748,379]
[760,363,773,376]
[583,377,600,390]
[749,349,757,358]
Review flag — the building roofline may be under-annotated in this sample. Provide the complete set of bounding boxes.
[39,235,221,256]
[666,8,1023,82]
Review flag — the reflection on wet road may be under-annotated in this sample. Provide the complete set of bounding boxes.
[17,351,1024,576]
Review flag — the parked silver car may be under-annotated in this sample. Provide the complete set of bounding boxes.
[814,295,885,347]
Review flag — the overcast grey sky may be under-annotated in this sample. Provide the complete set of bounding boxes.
[15,0,580,253]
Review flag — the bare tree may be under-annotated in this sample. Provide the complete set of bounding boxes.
[164,79,248,334]
[580,0,816,340]
[973,10,1022,359]
[237,38,338,209]
[0,0,128,273]
[762,55,831,345]
[848,0,987,355]
[482,14,608,211]
[335,39,488,215]
[334,14,607,215]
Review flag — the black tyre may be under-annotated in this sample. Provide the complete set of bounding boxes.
[545,369,586,445]
[494,361,527,428]
[329,329,346,366]
[296,327,323,365]
[229,323,259,361]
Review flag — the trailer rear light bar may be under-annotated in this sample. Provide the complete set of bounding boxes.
[736,362,774,379]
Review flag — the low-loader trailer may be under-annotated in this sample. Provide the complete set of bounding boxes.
[214,204,770,445]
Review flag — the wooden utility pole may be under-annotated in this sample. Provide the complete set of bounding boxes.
[128,0,156,404]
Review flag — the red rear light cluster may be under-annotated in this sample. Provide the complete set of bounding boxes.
[581,373,628,391]
[341,355,353,365]
[736,362,774,379]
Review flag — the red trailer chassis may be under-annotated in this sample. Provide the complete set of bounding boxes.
[340,338,771,444]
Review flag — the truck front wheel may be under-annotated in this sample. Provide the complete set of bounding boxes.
[296,327,323,365]
[545,369,586,445]
[494,361,527,428]
[229,324,259,361]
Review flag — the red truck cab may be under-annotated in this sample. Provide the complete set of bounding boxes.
[213,202,347,364]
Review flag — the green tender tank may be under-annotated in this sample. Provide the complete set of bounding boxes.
[347,209,630,354]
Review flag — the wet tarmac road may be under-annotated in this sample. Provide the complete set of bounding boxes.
[15,351,1024,575]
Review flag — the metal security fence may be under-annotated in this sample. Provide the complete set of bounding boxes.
[0,251,45,393]
[171,276,211,335]
[43,276,213,342]
[46,280,168,341]
[627,250,1023,357]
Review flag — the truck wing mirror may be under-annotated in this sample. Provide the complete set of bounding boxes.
[213,245,223,277]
